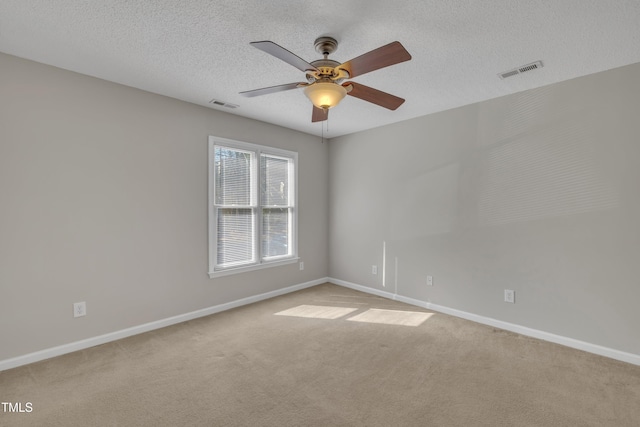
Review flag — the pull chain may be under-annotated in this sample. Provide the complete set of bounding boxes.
[320,108,329,143]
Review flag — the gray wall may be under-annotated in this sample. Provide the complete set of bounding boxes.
[3,48,639,363]
[329,62,640,356]
[0,53,329,360]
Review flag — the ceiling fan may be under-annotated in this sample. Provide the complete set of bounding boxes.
[240,37,412,122]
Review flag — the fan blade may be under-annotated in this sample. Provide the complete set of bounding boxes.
[344,82,405,110]
[250,41,318,72]
[312,106,328,122]
[239,82,307,97]
[338,41,411,78]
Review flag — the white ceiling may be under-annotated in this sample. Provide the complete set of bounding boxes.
[1,1,639,138]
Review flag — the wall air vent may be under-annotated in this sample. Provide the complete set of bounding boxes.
[209,99,239,109]
[498,61,544,79]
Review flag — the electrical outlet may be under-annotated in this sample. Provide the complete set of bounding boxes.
[504,290,515,304]
[427,275,433,286]
[372,265,378,275]
[299,261,304,270]
[73,302,87,317]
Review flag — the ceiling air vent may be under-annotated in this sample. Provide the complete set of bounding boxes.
[498,61,543,79]
[209,99,239,109]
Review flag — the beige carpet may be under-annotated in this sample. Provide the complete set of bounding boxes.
[2,283,639,426]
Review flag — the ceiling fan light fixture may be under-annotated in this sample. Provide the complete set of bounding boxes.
[303,82,347,109]
[243,39,411,122]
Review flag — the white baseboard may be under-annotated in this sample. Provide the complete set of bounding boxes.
[0,278,327,372]
[330,277,640,366]
[6,277,638,371]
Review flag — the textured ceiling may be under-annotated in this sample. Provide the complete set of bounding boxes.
[1,1,640,138]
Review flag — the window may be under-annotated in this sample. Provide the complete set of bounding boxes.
[208,136,298,277]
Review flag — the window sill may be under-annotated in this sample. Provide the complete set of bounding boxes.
[209,257,300,279]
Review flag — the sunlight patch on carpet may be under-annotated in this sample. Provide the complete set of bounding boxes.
[347,309,434,326]
[275,305,359,319]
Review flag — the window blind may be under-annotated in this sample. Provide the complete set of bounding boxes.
[261,154,292,259]
[214,146,256,267]
[209,136,297,276]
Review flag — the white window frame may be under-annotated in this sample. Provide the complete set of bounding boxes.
[208,136,298,278]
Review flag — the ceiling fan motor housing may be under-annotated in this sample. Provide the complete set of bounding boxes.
[306,59,348,83]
